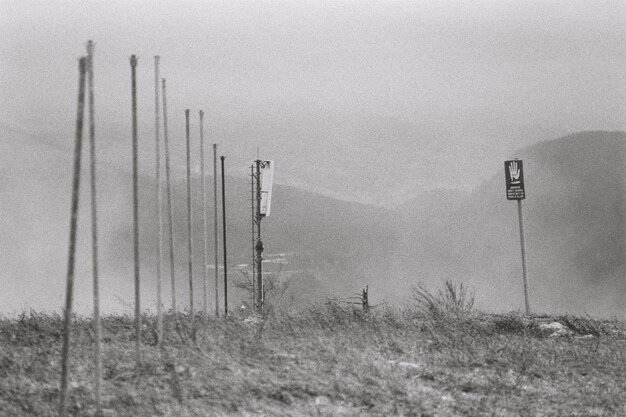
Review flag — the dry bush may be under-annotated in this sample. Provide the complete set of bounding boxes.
[411,280,475,318]
[559,314,608,337]
[492,313,527,334]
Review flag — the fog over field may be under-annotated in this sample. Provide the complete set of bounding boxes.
[0,1,624,316]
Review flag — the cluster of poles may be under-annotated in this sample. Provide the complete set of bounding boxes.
[59,41,241,417]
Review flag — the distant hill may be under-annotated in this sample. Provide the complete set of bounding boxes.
[393,131,625,317]
[0,124,398,314]
[110,171,400,310]
[2,126,624,317]
[207,103,499,207]
[0,125,137,314]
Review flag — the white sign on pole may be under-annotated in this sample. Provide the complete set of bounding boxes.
[504,158,530,314]
[260,160,274,217]
[504,159,525,200]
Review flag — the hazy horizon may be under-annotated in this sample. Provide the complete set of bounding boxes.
[0,1,625,316]
[2,0,625,205]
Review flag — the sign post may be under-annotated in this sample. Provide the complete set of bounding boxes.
[504,159,530,314]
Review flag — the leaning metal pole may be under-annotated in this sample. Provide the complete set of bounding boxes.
[221,156,228,315]
[59,56,87,417]
[162,79,176,314]
[213,144,219,317]
[130,55,141,375]
[154,56,163,343]
[200,110,208,317]
[86,40,102,416]
[185,109,194,331]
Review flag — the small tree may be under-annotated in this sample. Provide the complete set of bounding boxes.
[235,266,289,313]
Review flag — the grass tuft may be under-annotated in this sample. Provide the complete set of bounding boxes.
[411,280,475,318]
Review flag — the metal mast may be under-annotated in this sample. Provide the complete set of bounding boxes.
[86,40,102,415]
[130,55,141,374]
[221,156,228,315]
[200,110,208,317]
[153,56,163,341]
[255,160,264,312]
[161,79,176,314]
[250,164,256,312]
[59,56,87,417]
[185,109,194,326]
[213,144,219,316]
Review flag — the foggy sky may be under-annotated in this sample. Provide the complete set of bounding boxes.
[1,1,625,316]
[1,0,625,202]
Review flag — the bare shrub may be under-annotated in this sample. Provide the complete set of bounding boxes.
[235,270,289,314]
[493,313,527,334]
[559,315,608,337]
[412,280,475,317]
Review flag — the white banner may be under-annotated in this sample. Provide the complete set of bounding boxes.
[260,160,274,217]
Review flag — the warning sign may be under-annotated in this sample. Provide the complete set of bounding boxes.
[504,159,525,200]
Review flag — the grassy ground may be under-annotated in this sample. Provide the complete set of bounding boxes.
[1,304,626,416]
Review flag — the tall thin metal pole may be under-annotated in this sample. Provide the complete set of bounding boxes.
[162,79,176,314]
[213,144,219,317]
[517,199,530,314]
[185,109,194,326]
[251,164,256,312]
[130,54,141,374]
[255,160,264,312]
[200,110,208,317]
[86,40,101,416]
[59,56,87,417]
[221,156,228,315]
[154,56,163,343]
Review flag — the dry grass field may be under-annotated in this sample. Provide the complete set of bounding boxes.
[1,297,626,417]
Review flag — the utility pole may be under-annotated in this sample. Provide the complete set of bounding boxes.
[250,164,256,312]
[255,160,264,312]
[154,56,163,343]
[221,156,228,315]
[86,40,102,416]
[162,79,176,314]
[130,55,141,374]
[213,144,219,317]
[185,109,194,330]
[199,111,208,317]
[59,55,86,417]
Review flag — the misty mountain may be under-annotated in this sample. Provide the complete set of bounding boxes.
[0,124,398,313]
[1,125,624,317]
[210,102,527,207]
[394,131,625,317]
[106,169,400,309]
